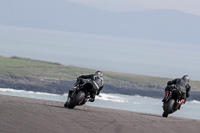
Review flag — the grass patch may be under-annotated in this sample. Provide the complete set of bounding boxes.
[0,56,200,90]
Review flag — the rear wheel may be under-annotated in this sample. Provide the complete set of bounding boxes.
[67,90,85,109]
[162,99,175,117]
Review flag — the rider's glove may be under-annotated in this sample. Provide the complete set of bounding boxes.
[167,81,172,85]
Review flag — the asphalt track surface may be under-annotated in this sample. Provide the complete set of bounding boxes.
[0,95,199,133]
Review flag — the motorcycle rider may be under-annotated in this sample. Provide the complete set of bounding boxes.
[162,75,191,107]
[69,71,104,102]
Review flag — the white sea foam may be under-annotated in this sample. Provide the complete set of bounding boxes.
[96,93,125,103]
[0,88,125,103]
[190,100,200,104]
[0,88,59,96]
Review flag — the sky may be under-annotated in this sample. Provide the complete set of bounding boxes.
[0,0,200,80]
[65,0,200,16]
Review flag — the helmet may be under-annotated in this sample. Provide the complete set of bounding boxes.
[95,71,103,77]
[182,75,190,82]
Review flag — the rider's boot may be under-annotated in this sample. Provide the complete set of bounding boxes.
[89,92,95,102]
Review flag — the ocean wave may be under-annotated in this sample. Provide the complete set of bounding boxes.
[190,100,200,104]
[0,88,59,96]
[0,88,126,103]
[0,88,161,104]
[97,93,125,103]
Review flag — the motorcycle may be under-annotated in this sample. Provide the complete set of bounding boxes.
[162,88,184,117]
[64,78,93,109]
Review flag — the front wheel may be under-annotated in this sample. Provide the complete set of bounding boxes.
[64,100,68,108]
[162,99,175,117]
[67,90,86,109]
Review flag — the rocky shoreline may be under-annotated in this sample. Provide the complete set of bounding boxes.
[0,76,200,101]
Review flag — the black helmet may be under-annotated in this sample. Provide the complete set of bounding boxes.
[95,71,103,77]
[182,75,190,82]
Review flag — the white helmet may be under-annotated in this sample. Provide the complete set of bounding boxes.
[182,75,190,82]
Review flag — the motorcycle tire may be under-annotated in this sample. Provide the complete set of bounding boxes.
[64,100,68,108]
[162,99,175,117]
[67,90,86,109]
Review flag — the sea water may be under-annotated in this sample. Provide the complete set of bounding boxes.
[0,88,200,120]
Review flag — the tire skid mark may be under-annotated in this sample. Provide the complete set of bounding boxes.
[82,106,123,133]
[43,101,69,124]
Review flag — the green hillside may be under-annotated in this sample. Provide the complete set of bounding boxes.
[0,56,200,90]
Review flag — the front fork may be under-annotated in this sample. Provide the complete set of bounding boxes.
[68,85,80,97]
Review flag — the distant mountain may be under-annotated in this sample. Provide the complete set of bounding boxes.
[1,0,200,44]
